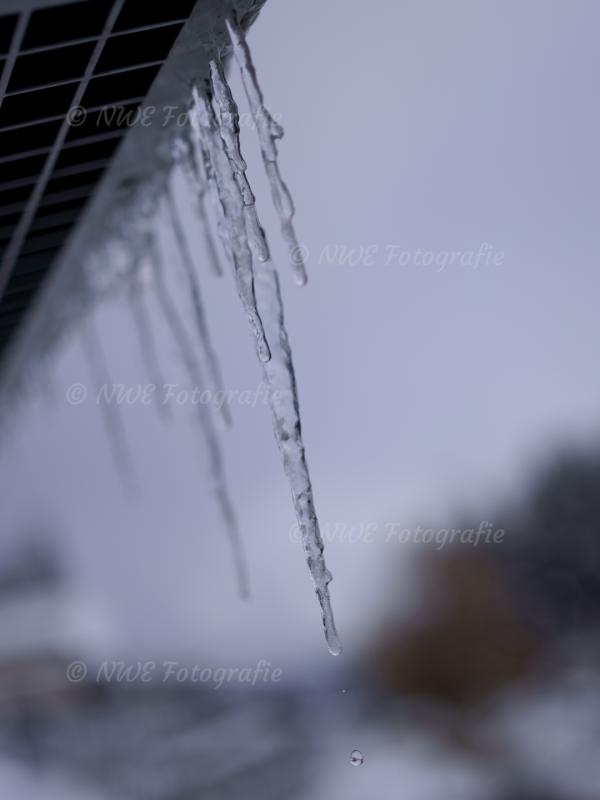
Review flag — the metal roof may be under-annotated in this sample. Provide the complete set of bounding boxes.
[0,0,198,358]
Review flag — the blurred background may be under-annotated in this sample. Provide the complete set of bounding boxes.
[1,0,600,797]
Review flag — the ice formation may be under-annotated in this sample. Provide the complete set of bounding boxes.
[191,84,271,363]
[31,13,340,652]
[149,235,250,600]
[182,27,341,654]
[171,132,223,279]
[226,16,308,287]
[128,283,170,421]
[165,184,231,427]
[209,59,270,265]
[254,258,341,655]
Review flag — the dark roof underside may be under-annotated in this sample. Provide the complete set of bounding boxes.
[0,0,198,357]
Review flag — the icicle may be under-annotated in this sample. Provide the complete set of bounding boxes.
[191,84,341,654]
[80,315,139,499]
[255,259,341,655]
[191,86,270,363]
[172,133,223,278]
[226,17,308,287]
[148,236,250,599]
[188,101,234,269]
[128,283,170,422]
[209,59,270,264]
[165,183,232,427]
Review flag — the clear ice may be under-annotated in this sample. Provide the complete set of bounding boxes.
[128,281,170,421]
[149,235,250,599]
[255,258,341,655]
[191,85,271,363]
[226,17,308,286]
[189,65,341,654]
[171,133,223,279]
[165,183,231,427]
[209,59,270,265]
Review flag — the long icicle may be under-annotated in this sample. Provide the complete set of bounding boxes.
[128,282,170,422]
[192,85,270,363]
[80,314,139,498]
[190,86,341,654]
[149,234,250,599]
[165,183,232,427]
[226,17,308,287]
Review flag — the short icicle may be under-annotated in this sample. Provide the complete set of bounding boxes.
[172,133,223,278]
[191,86,270,363]
[165,182,231,427]
[191,84,341,654]
[188,99,234,270]
[209,58,270,264]
[226,17,308,287]
[148,235,250,599]
[128,281,170,421]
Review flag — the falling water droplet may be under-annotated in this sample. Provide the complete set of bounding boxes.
[350,750,364,766]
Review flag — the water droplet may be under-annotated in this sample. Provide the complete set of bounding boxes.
[350,749,364,766]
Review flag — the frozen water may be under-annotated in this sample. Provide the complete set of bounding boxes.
[209,59,270,264]
[149,235,250,599]
[127,283,170,421]
[254,259,341,655]
[191,86,271,363]
[350,750,364,766]
[165,183,231,427]
[189,72,341,654]
[226,16,307,287]
[171,133,223,279]
[188,101,234,271]
[0,21,340,653]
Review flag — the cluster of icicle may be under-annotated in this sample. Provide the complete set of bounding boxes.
[90,17,340,655]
